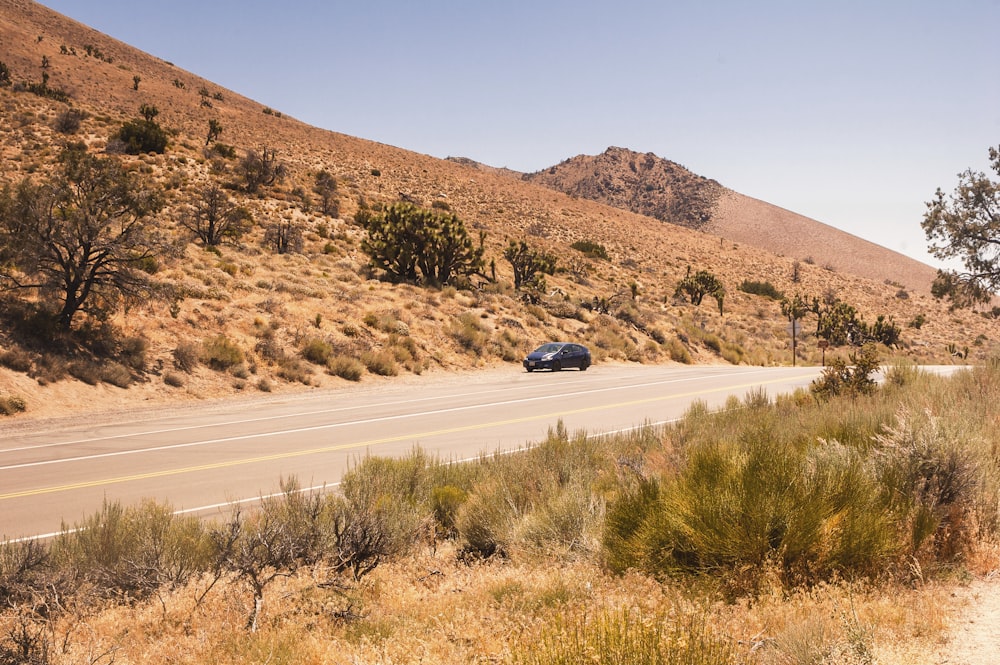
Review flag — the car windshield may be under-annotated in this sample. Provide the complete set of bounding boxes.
[535,343,564,354]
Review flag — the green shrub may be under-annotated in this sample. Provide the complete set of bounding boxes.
[301,338,333,365]
[327,355,364,381]
[869,314,902,347]
[114,118,168,154]
[604,421,900,587]
[739,279,784,300]
[0,394,27,415]
[201,335,244,371]
[811,343,880,399]
[359,202,485,285]
[570,240,608,260]
[431,485,468,538]
[208,142,237,159]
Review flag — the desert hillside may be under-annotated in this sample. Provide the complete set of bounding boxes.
[524,146,724,231]
[0,0,992,420]
[524,146,939,295]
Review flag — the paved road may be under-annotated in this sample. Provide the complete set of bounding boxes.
[0,364,866,541]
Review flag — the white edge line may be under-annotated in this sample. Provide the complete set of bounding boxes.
[5,418,684,544]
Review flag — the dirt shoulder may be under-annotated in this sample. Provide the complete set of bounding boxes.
[932,576,1000,664]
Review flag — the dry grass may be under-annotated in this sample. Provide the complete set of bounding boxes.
[8,542,967,665]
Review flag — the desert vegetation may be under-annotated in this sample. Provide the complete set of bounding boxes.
[0,21,996,421]
[1,362,998,663]
[1,6,999,661]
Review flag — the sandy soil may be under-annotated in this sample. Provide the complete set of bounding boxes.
[934,576,1000,664]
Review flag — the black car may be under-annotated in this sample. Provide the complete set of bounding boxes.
[523,342,591,372]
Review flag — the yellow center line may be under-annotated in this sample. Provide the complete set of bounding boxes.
[0,374,814,501]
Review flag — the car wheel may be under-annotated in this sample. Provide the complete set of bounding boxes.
[525,367,534,372]
[580,361,589,371]
[552,361,561,371]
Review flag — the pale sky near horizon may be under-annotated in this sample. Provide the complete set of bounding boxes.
[37,1,1000,270]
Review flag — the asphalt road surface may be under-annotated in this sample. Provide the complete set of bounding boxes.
[0,363,903,541]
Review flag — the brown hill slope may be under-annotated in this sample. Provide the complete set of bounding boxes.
[0,0,991,419]
[707,190,939,296]
[524,146,724,230]
[526,147,939,294]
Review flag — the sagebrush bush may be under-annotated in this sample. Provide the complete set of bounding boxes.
[51,499,211,600]
[114,118,167,154]
[163,371,185,388]
[100,361,133,388]
[327,355,364,381]
[201,335,244,371]
[449,312,489,354]
[570,239,608,260]
[0,347,32,372]
[0,394,26,415]
[118,336,148,371]
[455,477,519,559]
[301,337,333,365]
[456,424,608,559]
[604,415,900,587]
[336,456,429,576]
[361,350,398,376]
[173,341,201,372]
[739,279,784,300]
[67,359,102,385]
[666,337,692,364]
[277,357,312,384]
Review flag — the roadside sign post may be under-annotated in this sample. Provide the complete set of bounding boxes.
[787,320,800,366]
[818,339,829,366]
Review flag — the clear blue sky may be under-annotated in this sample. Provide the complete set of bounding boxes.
[39,1,1000,268]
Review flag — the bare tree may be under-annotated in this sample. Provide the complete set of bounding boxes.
[313,169,339,217]
[239,146,287,195]
[181,184,253,246]
[205,118,223,146]
[263,219,303,254]
[0,145,166,331]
